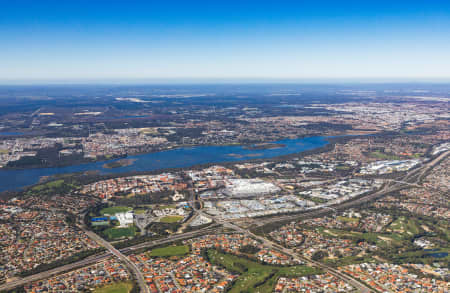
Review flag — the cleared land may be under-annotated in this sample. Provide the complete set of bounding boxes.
[93,281,133,293]
[133,208,147,215]
[149,245,190,257]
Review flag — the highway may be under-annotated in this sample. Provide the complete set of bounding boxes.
[0,252,111,292]
[196,208,374,293]
[196,150,449,293]
[251,182,400,227]
[0,226,220,292]
[1,150,447,292]
[234,222,373,292]
[74,210,149,293]
[253,150,449,227]
[83,229,150,293]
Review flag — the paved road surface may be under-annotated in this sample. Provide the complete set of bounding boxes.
[0,253,110,292]
[0,227,219,292]
[201,210,374,293]
[83,229,149,293]
[1,150,447,292]
[253,150,449,227]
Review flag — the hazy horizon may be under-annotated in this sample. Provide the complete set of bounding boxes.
[1,77,450,86]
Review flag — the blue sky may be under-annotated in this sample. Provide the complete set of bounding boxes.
[1,0,450,82]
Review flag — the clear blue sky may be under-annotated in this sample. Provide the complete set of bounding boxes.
[1,0,449,82]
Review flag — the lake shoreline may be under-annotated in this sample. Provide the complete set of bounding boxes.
[0,134,366,194]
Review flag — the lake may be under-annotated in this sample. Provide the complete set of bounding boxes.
[0,136,329,192]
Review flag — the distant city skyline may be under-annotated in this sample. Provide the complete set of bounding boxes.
[1,0,450,82]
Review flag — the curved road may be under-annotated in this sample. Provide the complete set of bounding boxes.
[0,226,220,292]
[82,229,149,293]
[1,150,447,292]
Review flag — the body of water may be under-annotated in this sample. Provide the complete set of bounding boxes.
[0,132,24,136]
[0,136,329,192]
[426,252,448,258]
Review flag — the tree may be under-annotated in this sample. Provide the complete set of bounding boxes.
[311,250,329,261]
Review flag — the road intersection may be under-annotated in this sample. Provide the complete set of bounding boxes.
[1,150,447,292]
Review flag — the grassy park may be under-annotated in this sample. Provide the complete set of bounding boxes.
[149,245,190,257]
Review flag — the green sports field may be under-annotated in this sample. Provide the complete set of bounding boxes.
[100,206,132,215]
[160,215,184,223]
[103,226,137,239]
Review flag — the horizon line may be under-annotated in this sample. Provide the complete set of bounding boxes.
[1,77,450,86]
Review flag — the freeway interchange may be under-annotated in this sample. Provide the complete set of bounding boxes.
[1,150,448,293]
